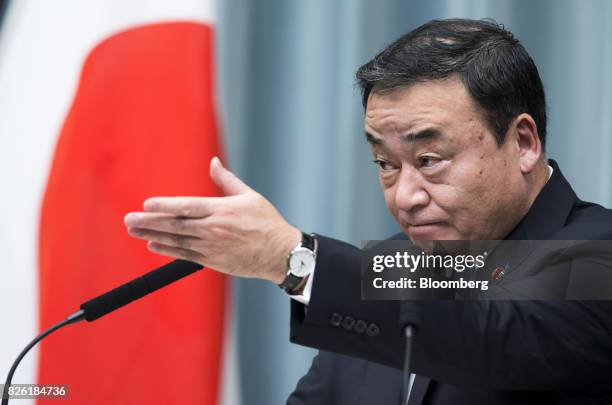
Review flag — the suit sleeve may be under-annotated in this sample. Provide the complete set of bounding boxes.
[289,235,404,368]
[289,235,612,392]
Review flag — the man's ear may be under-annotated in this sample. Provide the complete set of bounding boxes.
[512,113,543,174]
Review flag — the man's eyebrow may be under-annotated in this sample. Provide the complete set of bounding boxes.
[403,128,443,142]
[365,128,443,145]
[365,132,384,145]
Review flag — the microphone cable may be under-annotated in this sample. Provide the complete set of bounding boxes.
[1,310,85,405]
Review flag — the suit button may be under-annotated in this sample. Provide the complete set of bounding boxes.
[354,320,367,334]
[341,316,355,330]
[366,323,380,337]
[329,312,343,327]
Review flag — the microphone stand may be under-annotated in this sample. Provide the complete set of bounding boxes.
[401,325,415,405]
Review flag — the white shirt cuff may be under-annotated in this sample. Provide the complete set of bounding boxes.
[289,267,315,305]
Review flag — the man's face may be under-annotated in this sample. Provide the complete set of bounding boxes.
[365,77,529,241]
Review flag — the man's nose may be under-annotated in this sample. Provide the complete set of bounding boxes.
[394,166,430,212]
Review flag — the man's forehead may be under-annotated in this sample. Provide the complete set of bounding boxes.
[369,78,472,106]
[364,95,450,140]
[364,79,482,136]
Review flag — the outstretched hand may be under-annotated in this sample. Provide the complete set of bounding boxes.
[124,157,302,284]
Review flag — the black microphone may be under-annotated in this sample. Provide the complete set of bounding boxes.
[2,259,203,405]
[80,259,203,321]
[399,302,420,332]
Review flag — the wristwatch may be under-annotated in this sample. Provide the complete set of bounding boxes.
[279,232,317,294]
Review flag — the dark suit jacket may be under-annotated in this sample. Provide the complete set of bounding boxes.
[287,351,403,405]
[288,161,612,404]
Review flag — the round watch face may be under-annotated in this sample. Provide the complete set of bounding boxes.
[289,247,316,277]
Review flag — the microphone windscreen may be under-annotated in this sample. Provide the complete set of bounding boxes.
[80,259,203,321]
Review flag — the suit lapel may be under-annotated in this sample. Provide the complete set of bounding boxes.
[505,159,577,241]
[482,160,579,282]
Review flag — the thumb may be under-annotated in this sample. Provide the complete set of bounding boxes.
[210,156,251,196]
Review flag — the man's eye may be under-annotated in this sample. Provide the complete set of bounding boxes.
[419,156,441,168]
[372,159,396,171]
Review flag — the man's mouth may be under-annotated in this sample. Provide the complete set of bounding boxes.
[405,222,448,239]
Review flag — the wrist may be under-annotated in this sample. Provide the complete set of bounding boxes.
[270,225,302,284]
[278,231,317,293]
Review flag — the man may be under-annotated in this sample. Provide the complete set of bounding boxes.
[124,19,612,403]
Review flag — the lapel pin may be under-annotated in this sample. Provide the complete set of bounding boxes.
[491,263,510,282]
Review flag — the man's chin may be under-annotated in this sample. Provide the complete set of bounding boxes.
[403,223,457,241]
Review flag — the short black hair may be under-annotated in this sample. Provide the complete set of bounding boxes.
[356,18,547,149]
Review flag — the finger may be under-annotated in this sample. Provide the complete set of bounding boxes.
[124,212,203,237]
[127,227,201,251]
[147,241,206,265]
[142,196,224,217]
[210,156,251,196]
